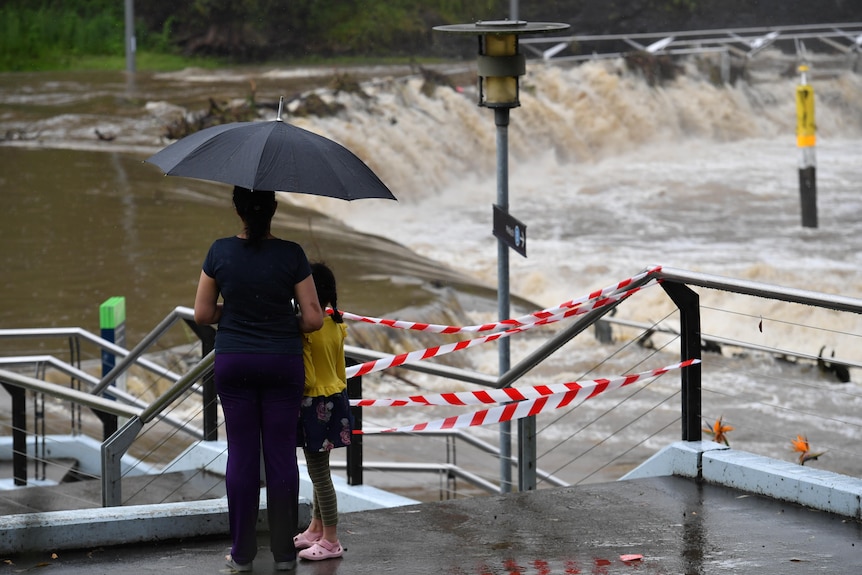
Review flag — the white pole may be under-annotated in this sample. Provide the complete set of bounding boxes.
[125,0,136,75]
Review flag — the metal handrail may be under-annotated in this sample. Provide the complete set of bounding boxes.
[656,266,862,313]
[0,305,212,491]
[140,351,213,424]
[0,368,141,419]
[94,306,196,396]
[0,326,185,384]
[101,352,215,506]
[6,265,862,507]
[0,355,203,439]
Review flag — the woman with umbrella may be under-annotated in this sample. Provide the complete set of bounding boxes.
[194,186,324,572]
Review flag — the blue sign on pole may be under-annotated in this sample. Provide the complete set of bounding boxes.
[493,204,527,257]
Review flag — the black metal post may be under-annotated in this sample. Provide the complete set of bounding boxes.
[184,320,218,440]
[799,166,818,228]
[346,357,363,485]
[94,410,119,440]
[660,282,703,441]
[2,384,27,485]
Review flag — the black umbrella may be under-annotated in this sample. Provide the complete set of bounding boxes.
[145,97,396,201]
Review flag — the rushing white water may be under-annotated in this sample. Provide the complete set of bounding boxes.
[283,55,862,348]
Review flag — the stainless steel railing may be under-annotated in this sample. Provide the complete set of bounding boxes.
[1,266,861,508]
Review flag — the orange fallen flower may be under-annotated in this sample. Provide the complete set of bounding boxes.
[703,416,734,446]
[791,434,825,465]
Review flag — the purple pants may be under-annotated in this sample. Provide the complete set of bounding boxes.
[215,353,304,564]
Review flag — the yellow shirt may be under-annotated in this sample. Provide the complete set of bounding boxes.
[302,315,348,397]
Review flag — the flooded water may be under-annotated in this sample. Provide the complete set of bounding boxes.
[0,66,496,350]
[2,53,862,491]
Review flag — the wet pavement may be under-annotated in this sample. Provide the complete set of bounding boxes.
[1,475,859,575]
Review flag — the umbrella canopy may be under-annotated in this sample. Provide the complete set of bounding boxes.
[145,98,396,201]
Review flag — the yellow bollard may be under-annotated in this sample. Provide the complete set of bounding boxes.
[796,64,817,228]
[796,67,816,148]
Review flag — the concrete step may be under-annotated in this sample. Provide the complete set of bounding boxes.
[0,470,226,515]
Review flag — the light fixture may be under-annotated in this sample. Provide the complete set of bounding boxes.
[434,20,569,108]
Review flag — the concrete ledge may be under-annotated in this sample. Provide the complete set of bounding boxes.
[621,441,862,520]
[0,497,240,554]
[703,449,862,519]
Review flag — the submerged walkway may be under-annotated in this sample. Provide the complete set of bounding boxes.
[0,475,859,574]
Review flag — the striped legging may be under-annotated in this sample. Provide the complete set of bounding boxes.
[304,450,338,525]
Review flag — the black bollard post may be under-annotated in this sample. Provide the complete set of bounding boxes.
[796,64,817,228]
[345,357,363,485]
[799,166,817,228]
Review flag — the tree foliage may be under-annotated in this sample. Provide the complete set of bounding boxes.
[135,0,503,59]
[2,0,857,70]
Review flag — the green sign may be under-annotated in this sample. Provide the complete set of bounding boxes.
[99,296,126,329]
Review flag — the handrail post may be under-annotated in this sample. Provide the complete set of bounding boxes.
[661,281,703,441]
[2,384,27,485]
[93,411,119,440]
[101,416,144,507]
[183,320,218,440]
[346,357,363,485]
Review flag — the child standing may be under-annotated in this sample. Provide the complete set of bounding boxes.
[294,262,353,561]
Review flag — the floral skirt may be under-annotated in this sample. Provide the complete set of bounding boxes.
[297,389,354,452]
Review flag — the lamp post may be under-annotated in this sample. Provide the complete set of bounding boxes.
[434,20,569,492]
[124,0,136,75]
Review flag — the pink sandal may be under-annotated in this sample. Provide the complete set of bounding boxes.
[293,530,322,550]
[298,538,343,561]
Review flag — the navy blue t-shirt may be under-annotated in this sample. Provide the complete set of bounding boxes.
[202,236,311,355]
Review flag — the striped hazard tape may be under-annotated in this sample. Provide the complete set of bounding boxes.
[341,265,661,335]
[354,359,699,434]
[345,279,659,378]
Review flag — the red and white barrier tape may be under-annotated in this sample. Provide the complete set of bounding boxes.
[345,279,658,379]
[341,265,661,335]
[354,359,699,434]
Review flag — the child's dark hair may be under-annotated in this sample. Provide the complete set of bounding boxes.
[233,186,276,247]
[310,262,342,323]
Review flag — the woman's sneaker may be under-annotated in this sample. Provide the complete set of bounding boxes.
[225,554,252,572]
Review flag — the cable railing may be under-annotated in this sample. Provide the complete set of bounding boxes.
[0,266,860,510]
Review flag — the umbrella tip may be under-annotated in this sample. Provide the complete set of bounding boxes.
[277,96,285,122]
